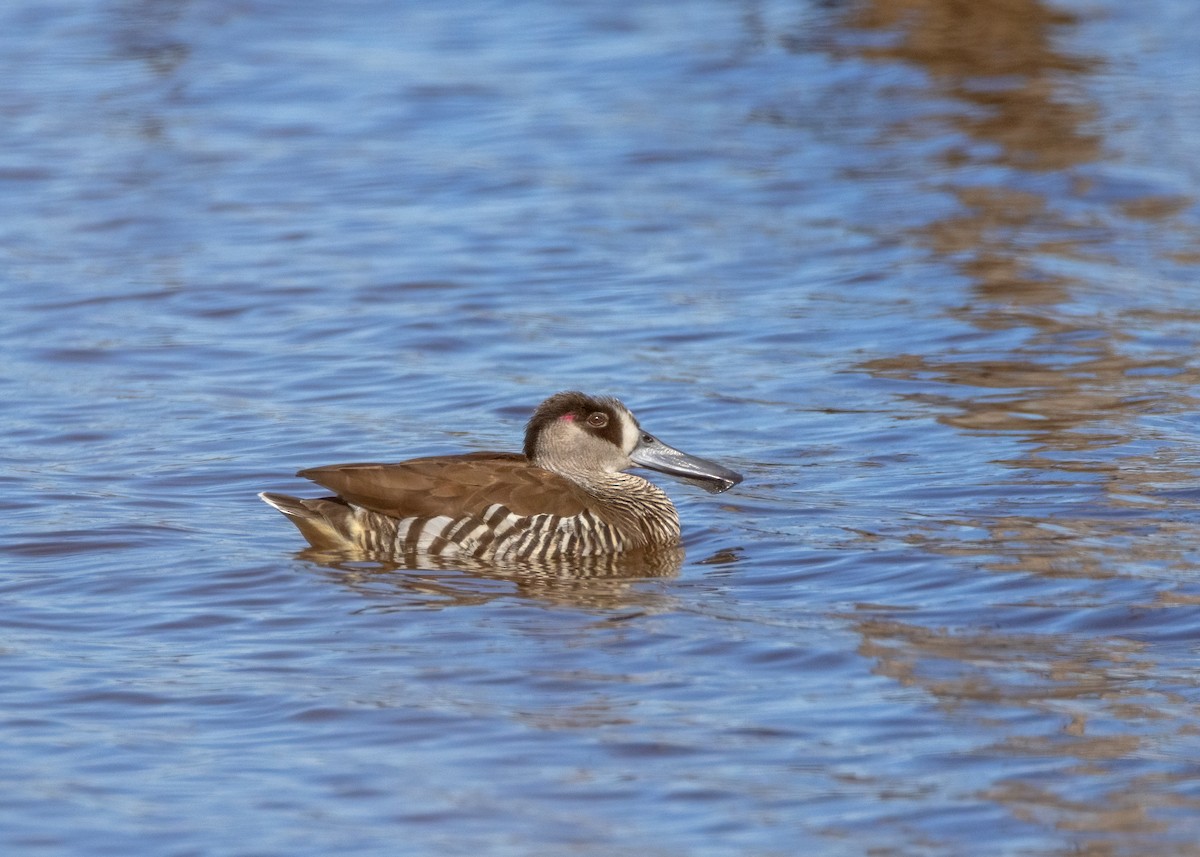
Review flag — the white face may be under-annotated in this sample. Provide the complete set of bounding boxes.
[617,406,641,457]
[534,402,640,475]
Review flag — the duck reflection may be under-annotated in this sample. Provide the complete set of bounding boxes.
[299,544,687,611]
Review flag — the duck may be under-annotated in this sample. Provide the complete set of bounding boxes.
[259,391,742,561]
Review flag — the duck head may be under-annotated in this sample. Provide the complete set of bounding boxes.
[524,391,742,493]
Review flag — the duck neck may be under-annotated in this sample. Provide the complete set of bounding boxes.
[558,466,682,545]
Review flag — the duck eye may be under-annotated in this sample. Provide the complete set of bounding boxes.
[587,412,608,428]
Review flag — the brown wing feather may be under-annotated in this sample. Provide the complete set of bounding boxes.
[297,452,593,519]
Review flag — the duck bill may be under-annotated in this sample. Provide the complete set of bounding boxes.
[629,433,743,494]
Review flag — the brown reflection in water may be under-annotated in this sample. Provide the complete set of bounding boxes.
[849,0,1098,172]
[840,0,1200,561]
[828,0,1200,849]
[300,545,686,611]
[864,347,1200,444]
[853,615,1200,841]
[848,0,1103,306]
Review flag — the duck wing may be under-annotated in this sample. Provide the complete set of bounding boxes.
[297,452,592,520]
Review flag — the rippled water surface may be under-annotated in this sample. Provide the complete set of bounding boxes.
[6,1,1200,854]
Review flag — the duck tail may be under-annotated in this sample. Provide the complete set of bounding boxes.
[259,492,356,551]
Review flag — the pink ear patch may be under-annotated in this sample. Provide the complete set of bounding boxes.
[560,413,577,422]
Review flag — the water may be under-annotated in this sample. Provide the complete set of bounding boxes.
[4,0,1200,854]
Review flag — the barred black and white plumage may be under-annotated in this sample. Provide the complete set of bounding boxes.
[260,391,741,561]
